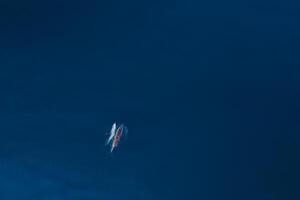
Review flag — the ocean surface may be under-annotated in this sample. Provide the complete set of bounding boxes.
[0,0,299,199]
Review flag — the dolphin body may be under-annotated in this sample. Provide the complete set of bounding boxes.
[105,122,116,146]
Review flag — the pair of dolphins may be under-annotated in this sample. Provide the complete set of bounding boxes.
[105,123,128,152]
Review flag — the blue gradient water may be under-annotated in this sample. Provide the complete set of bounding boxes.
[0,0,299,199]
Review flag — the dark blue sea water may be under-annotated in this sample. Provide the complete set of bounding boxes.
[0,0,299,199]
